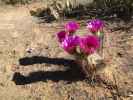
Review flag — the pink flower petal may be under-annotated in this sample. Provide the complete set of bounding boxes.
[87,19,104,33]
[65,21,79,33]
[56,31,67,43]
[61,35,80,53]
[80,35,100,55]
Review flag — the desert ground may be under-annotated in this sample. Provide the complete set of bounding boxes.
[0,3,133,100]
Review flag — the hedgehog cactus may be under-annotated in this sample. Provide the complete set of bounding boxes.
[55,19,105,81]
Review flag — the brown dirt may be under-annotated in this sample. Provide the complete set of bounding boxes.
[0,4,133,100]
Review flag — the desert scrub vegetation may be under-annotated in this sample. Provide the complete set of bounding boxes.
[94,0,133,19]
[1,0,132,20]
[29,0,133,21]
[0,0,37,5]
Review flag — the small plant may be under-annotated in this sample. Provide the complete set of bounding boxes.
[56,19,105,80]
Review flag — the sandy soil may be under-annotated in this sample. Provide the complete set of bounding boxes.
[0,4,133,100]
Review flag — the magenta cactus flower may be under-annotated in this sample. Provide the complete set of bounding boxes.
[65,21,79,33]
[56,31,67,43]
[87,19,104,33]
[80,35,100,55]
[61,35,79,53]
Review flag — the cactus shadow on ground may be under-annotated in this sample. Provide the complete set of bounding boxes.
[12,56,85,85]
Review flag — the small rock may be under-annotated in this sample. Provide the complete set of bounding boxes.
[26,48,35,53]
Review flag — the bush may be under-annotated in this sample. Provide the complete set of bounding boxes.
[94,0,133,20]
[0,0,35,5]
[43,0,133,20]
